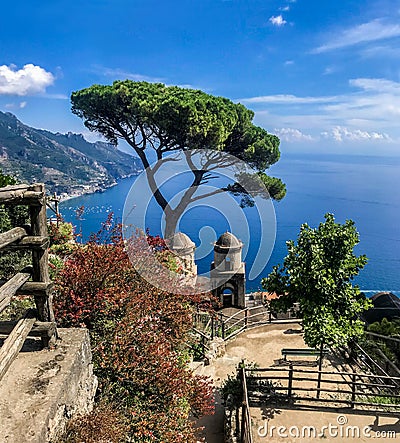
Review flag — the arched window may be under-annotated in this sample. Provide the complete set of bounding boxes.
[225,256,231,271]
[222,287,234,308]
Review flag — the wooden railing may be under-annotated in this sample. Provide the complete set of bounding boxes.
[0,183,56,381]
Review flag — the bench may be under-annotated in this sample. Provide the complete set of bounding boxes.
[281,348,328,361]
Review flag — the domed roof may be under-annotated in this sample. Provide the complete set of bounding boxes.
[215,232,241,248]
[168,232,195,251]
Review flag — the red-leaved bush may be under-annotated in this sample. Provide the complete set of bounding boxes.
[54,222,214,442]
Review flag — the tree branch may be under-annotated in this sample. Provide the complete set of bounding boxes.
[188,187,227,203]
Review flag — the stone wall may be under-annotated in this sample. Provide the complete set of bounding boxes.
[204,337,226,365]
[0,328,97,443]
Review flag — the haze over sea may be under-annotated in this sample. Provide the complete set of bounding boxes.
[59,151,400,297]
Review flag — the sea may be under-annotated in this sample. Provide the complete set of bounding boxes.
[58,151,400,296]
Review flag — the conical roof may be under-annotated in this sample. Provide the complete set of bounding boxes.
[370,292,400,309]
[168,232,195,251]
[215,232,241,248]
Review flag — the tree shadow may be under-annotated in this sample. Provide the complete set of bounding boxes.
[272,358,318,367]
[283,328,303,335]
[369,415,400,435]
[259,404,282,420]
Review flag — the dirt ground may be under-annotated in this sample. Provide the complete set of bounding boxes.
[194,322,400,443]
[251,407,400,443]
[195,322,305,442]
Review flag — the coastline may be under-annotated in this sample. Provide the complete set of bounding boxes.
[55,152,400,294]
[57,172,141,203]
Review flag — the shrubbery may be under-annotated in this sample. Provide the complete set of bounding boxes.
[54,223,214,442]
[362,318,400,368]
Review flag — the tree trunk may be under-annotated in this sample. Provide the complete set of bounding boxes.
[164,210,181,239]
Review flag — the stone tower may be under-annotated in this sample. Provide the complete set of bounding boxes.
[167,232,197,276]
[210,232,246,308]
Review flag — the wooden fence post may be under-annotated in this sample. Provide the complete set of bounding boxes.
[351,372,357,408]
[241,403,246,442]
[288,364,293,398]
[0,183,58,377]
[244,308,248,328]
[316,343,324,399]
[30,184,51,322]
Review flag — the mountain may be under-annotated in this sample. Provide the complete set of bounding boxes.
[0,111,141,197]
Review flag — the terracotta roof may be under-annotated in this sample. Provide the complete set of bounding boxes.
[250,291,281,301]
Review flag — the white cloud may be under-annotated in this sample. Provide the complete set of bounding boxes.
[240,94,339,104]
[360,43,400,59]
[5,101,28,109]
[269,15,287,27]
[43,93,68,100]
[274,127,315,142]
[321,126,391,142]
[0,64,54,96]
[313,19,400,53]
[284,60,294,66]
[279,6,290,12]
[349,77,400,93]
[243,76,400,144]
[323,66,337,75]
[98,66,164,83]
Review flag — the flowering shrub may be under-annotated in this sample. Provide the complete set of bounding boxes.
[62,402,128,443]
[48,221,74,246]
[146,229,185,274]
[54,223,214,442]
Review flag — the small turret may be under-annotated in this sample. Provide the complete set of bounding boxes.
[210,232,246,309]
[167,232,197,275]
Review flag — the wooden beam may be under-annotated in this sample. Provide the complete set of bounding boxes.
[0,272,32,313]
[0,320,56,338]
[0,310,36,381]
[0,184,31,193]
[0,183,45,200]
[17,281,54,297]
[4,236,49,251]
[0,227,27,250]
[0,190,44,205]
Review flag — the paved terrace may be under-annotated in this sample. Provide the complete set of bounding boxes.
[194,323,400,442]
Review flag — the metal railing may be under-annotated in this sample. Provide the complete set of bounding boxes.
[244,366,400,411]
[239,367,253,443]
[193,305,300,343]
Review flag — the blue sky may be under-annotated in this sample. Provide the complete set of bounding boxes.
[1,0,400,155]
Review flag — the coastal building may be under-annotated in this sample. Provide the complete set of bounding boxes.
[363,292,400,324]
[210,232,246,309]
[167,231,246,308]
[167,232,197,276]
